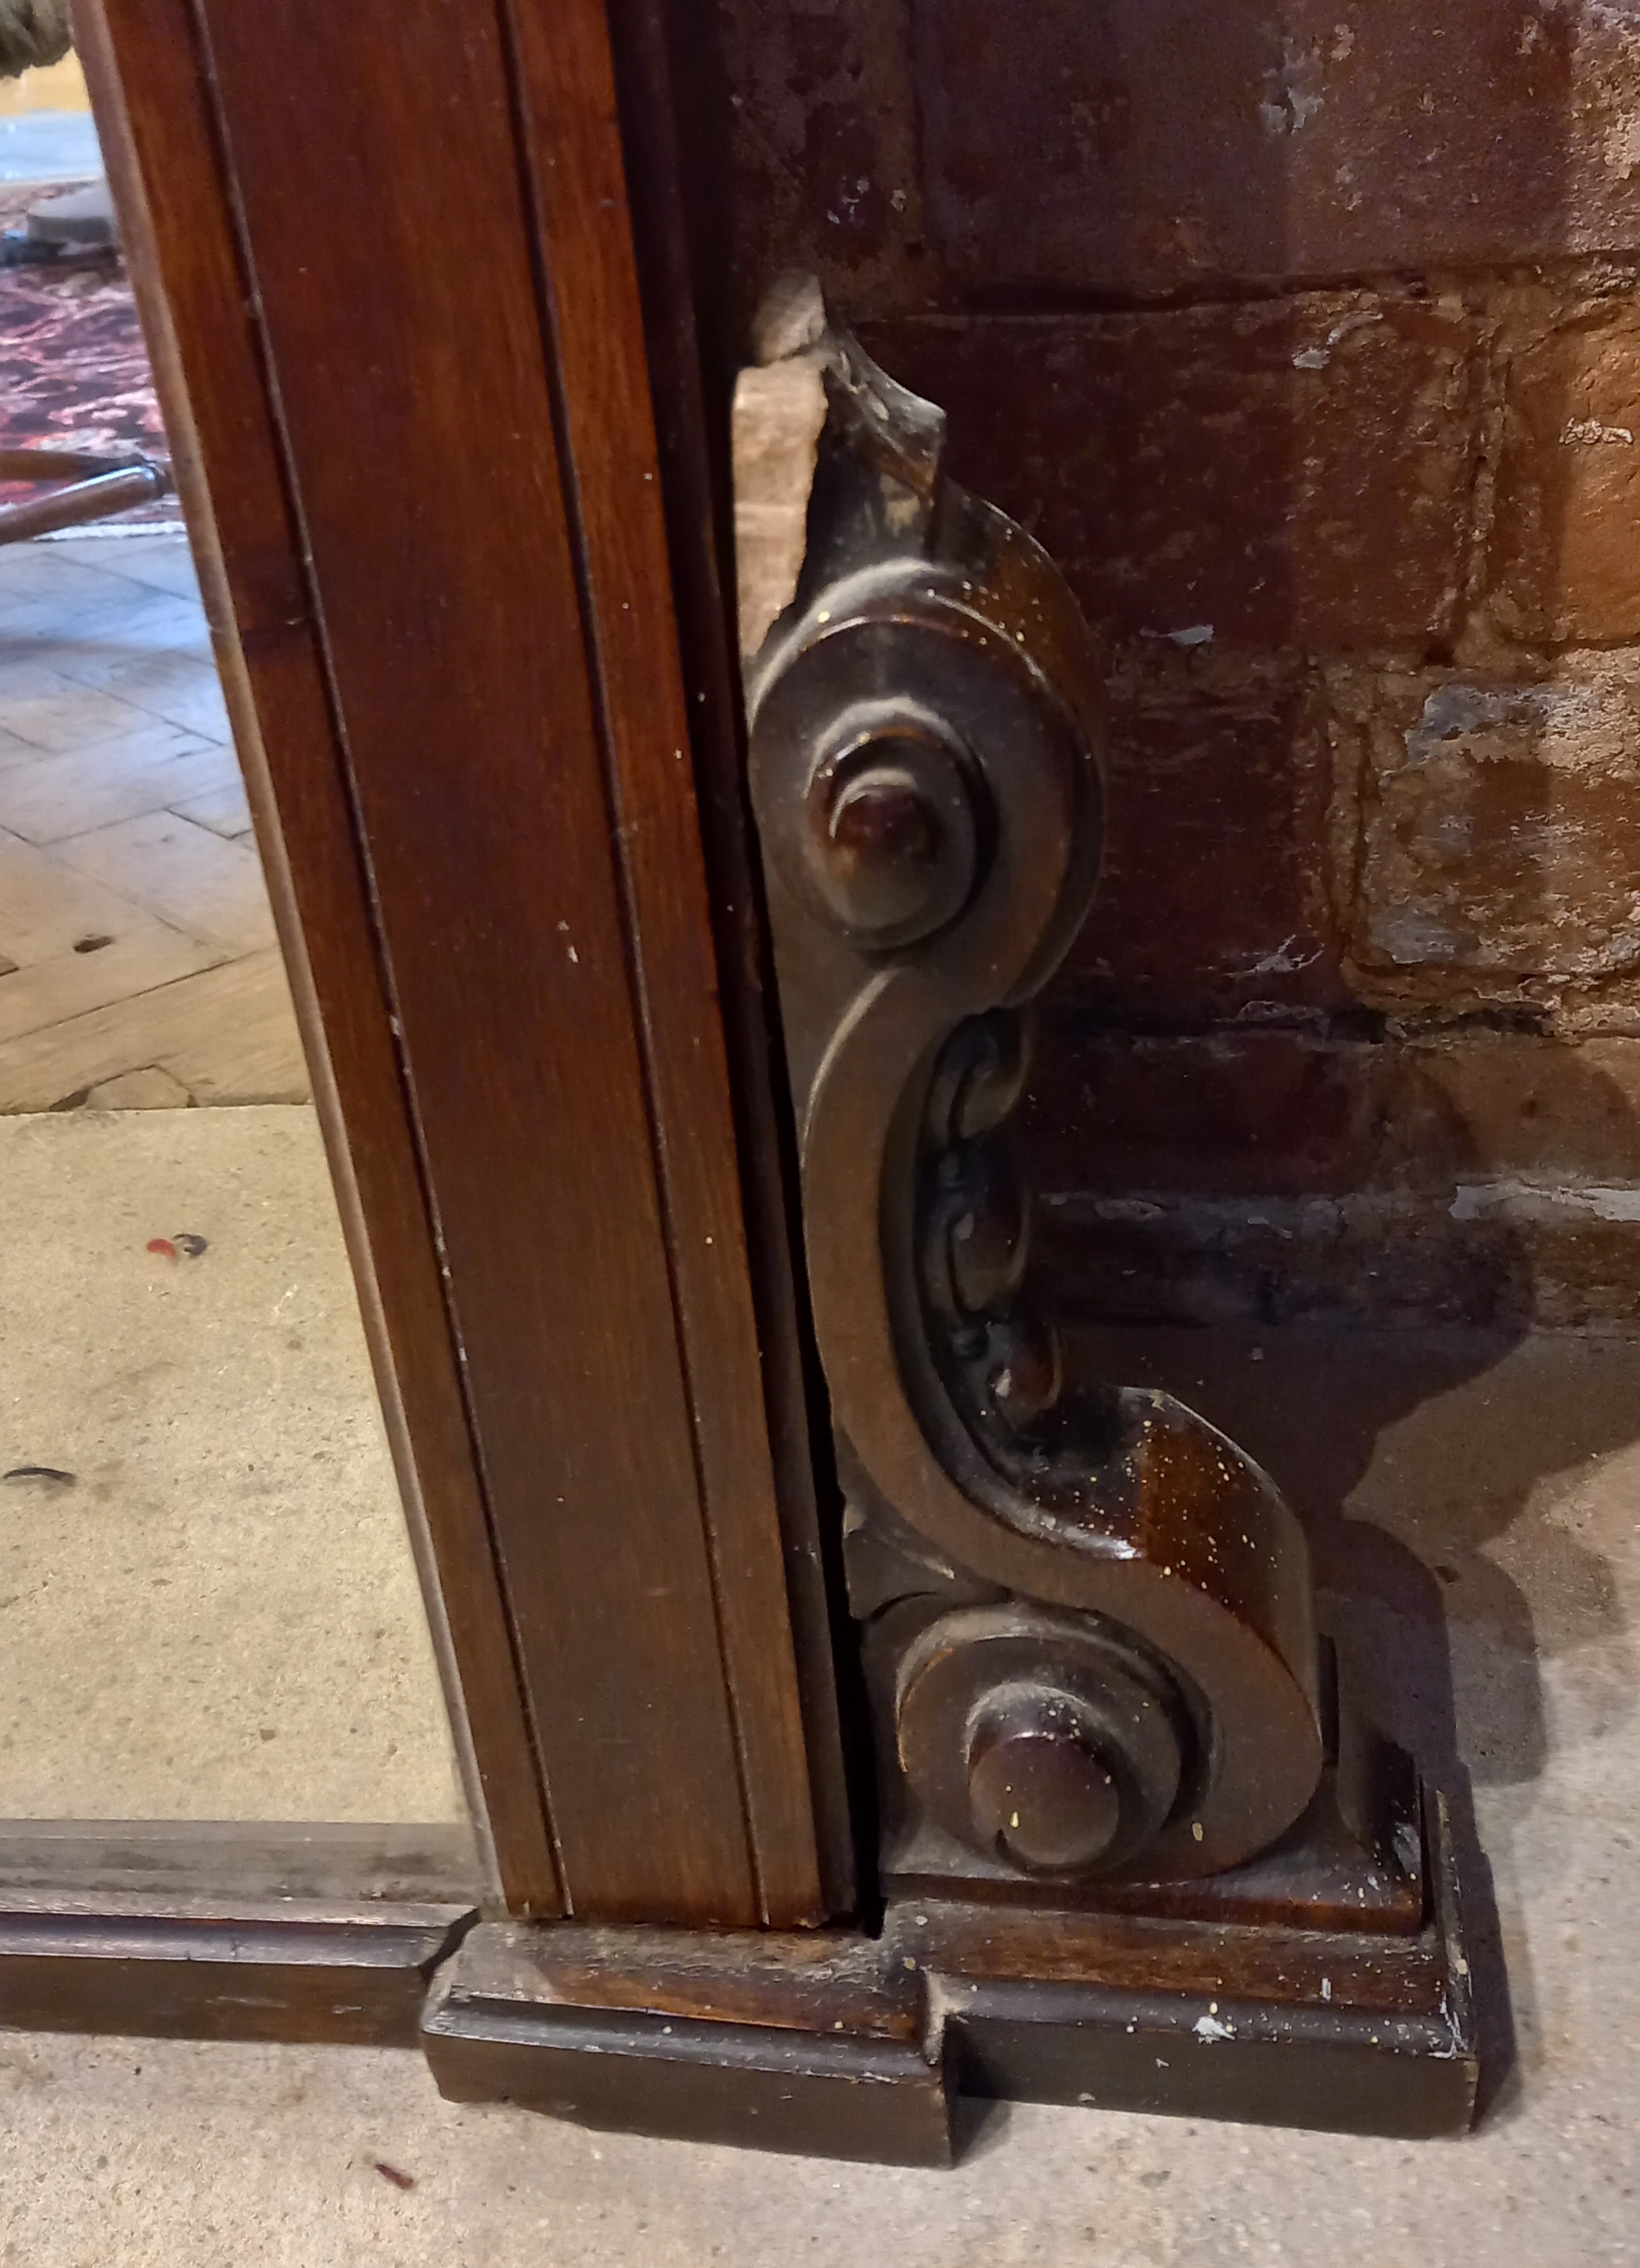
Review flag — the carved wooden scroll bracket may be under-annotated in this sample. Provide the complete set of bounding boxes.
[745,314,1324,1894]
[421,307,1479,2162]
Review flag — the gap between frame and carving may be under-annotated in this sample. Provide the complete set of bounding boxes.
[602,0,869,1925]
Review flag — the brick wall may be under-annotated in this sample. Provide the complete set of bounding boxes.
[713,0,1640,1327]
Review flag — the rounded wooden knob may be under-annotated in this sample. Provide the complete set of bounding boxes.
[967,1695,1123,1873]
[896,1611,1189,1879]
[822,758,948,936]
[801,705,980,948]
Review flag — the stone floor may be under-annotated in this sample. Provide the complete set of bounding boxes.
[0,534,307,1112]
[0,1326,1630,2263]
[0,1105,463,1822]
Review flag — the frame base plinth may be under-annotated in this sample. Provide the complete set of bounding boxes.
[925,1793,1475,2142]
[422,1783,1476,2159]
[421,1920,956,2165]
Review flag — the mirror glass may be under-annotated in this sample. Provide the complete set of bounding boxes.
[0,83,474,1878]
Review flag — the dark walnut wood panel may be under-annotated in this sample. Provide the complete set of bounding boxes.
[501,0,841,1927]
[85,0,854,1931]
[188,0,751,1926]
[76,0,560,1917]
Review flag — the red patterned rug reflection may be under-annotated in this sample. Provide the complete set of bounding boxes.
[0,185,172,527]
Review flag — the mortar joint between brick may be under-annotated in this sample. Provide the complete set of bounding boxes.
[1455,299,1509,656]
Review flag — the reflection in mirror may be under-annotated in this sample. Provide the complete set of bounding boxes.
[0,124,475,1891]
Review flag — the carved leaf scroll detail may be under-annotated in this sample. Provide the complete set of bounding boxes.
[743,296,1323,1885]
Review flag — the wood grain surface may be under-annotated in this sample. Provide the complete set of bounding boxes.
[80,0,847,1928]
[504,0,834,1927]
[0,1889,475,2047]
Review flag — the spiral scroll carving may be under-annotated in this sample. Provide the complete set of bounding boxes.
[745,315,1323,1886]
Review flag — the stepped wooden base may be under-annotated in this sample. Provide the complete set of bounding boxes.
[915,1783,1475,2142]
[423,1917,954,2164]
[423,1780,1476,2163]
[0,1796,1471,2154]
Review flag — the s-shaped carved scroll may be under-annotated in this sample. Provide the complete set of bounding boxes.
[744,309,1323,1888]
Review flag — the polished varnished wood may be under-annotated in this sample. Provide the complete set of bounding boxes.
[0,1825,479,2049]
[501,0,847,1927]
[0,448,169,542]
[187,0,752,1926]
[0,1892,474,2049]
[745,313,1323,1893]
[424,1917,952,2164]
[80,0,844,1930]
[921,1794,1476,2140]
[425,1788,1474,2157]
[56,0,1486,2164]
[603,0,864,1917]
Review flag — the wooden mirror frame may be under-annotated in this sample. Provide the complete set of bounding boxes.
[0,0,1475,2161]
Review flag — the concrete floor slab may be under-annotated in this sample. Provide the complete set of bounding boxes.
[0,1326,1636,2258]
[0,1104,463,1822]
